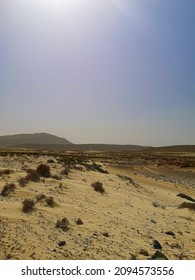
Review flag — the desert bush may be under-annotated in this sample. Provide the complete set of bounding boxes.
[0,169,12,176]
[61,166,70,176]
[22,199,35,213]
[1,183,16,196]
[179,202,195,211]
[45,196,55,207]
[36,164,51,178]
[26,169,40,182]
[56,218,70,232]
[18,177,29,187]
[91,181,105,195]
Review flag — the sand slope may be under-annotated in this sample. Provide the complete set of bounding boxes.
[0,151,194,260]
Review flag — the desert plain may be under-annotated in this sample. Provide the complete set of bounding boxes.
[0,148,195,260]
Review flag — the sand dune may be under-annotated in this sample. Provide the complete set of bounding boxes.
[0,150,194,260]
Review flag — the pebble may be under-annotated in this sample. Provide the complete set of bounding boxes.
[153,240,162,250]
[58,241,66,247]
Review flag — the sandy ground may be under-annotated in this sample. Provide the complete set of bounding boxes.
[0,150,194,260]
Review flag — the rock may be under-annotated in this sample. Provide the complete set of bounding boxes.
[102,232,109,238]
[58,241,66,247]
[130,255,137,260]
[153,240,162,250]
[151,250,168,260]
[139,249,149,256]
[76,218,83,225]
[165,231,176,237]
[151,219,156,224]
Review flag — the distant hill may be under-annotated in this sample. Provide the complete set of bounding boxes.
[0,133,149,151]
[147,145,195,153]
[0,133,72,147]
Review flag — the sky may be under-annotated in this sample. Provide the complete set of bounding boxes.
[0,0,195,146]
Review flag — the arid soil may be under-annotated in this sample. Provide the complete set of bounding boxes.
[0,150,195,260]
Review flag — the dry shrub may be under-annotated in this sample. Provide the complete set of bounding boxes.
[179,202,195,211]
[1,183,16,196]
[56,218,70,232]
[91,181,105,195]
[45,196,55,207]
[36,164,51,178]
[22,199,35,213]
[61,165,70,176]
[0,169,12,176]
[26,169,40,182]
[18,177,29,187]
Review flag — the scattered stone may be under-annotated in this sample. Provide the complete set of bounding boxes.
[130,255,137,260]
[139,249,149,256]
[58,241,66,247]
[102,232,109,238]
[150,250,168,260]
[76,218,83,225]
[151,219,156,224]
[47,159,55,164]
[165,231,176,237]
[153,240,162,250]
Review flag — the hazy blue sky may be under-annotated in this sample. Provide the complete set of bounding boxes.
[0,0,195,145]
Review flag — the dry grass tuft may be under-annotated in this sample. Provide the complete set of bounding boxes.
[0,169,12,176]
[36,164,51,178]
[45,196,55,207]
[56,218,70,232]
[26,169,40,182]
[91,181,105,195]
[1,183,16,196]
[22,199,35,213]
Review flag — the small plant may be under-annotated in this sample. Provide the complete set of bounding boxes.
[18,177,29,187]
[56,218,70,232]
[22,199,35,213]
[36,164,51,178]
[45,196,55,207]
[1,183,16,196]
[0,169,12,176]
[26,169,40,182]
[91,181,105,195]
[61,166,70,176]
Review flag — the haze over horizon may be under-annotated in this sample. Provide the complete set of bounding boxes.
[1,0,195,146]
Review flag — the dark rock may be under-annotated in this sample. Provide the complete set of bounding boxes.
[165,231,176,237]
[47,159,55,163]
[102,232,109,238]
[151,250,168,260]
[153,240,162,250]
[151,219,156,224]
[139,249,149,256]
[76,218,83,225]
[58,241,66,247]
[130,255,137,260]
